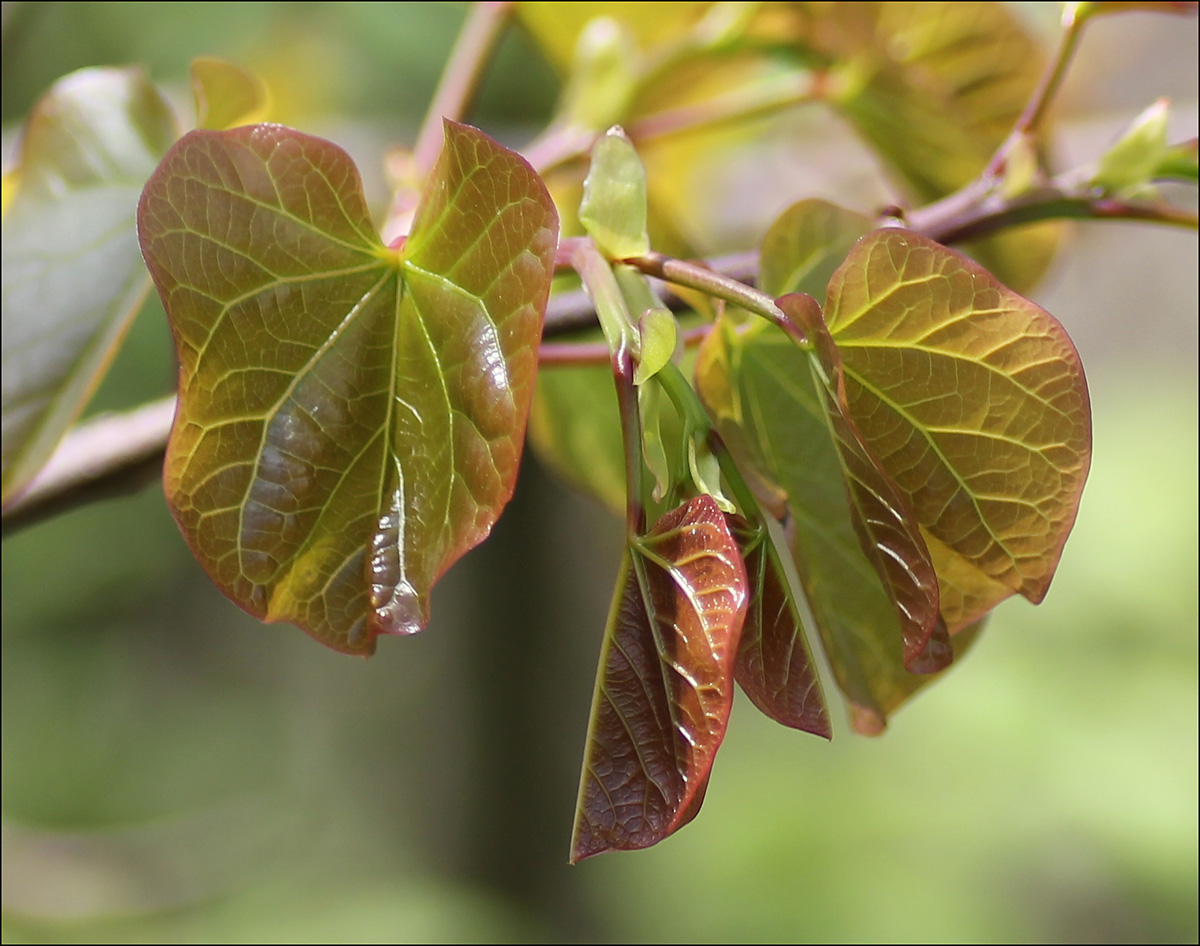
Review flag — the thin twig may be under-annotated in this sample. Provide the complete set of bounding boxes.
[412,1,514,180]
[1,397,176,537]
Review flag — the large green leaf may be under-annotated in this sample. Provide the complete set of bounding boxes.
[1,67,177,505]
[138,121,558,654]
[823,229,1092,629]
[572,494,748,861]
[696,319,974,733]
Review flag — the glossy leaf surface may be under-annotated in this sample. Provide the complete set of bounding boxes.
[572,494,748,861]
[824,230,1092,628]
[139,122,557,653]
[696,320,974,732]
[779,293,945,671]
[1,67,177,504]
[729,518,830,738]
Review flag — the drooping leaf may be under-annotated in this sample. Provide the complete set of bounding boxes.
[191,57,270,130]
[696,318,975,732]
[704,328,945,729]
[778,293,946,672]
[1,67,178,505]
[728,517,831,738]
[634,307,678,385]
[823,229,1092,628]
[572,494,749,861]
[138,121,558,654]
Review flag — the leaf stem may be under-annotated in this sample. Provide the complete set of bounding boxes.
[984,2,1088,180]
[412,1,514,180]
[625,252,808,345]
[613,346,645,539]
[539,324,711,367]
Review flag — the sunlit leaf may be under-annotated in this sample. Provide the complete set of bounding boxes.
[1,67,178,505]
[138,121,558,654]
[823,229,1092,627]
[729,517,831,738]
[777,293,946,672]
[572,494,749,861]
[696,319,970,732]
[191,56,270,130]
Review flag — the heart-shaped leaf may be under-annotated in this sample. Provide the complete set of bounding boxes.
[2,67,177,505]
[138,121,558,654]
[572,494,748,861]
[823,230,1092,628]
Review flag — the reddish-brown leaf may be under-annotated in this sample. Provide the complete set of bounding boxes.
[571,494,749,861]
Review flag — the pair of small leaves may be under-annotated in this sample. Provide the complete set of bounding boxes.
[571,492,830,862]
[138,121,558,653]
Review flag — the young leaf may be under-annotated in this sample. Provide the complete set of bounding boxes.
[823,230,1092,627]
[138,121,558,654]
[572,494,749,861]
[2,67,178,506]
[1093,98,1170,196]
[779,294,946,672]
[580,127,651,260]
[696,320,978,731]
[729,517,831,739]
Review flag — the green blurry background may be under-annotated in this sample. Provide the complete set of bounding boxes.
[2,3,1196,942]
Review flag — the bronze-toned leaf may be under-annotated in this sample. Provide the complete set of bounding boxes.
[823,230,1092,627]
[572,494,748,860]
